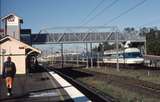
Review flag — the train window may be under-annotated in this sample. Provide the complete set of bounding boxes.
[132,52,142,58]
[124,52,142,58]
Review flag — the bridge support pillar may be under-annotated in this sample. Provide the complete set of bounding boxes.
[90,43,93,68]
[61,43,64,68]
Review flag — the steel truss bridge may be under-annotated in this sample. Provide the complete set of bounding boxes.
[31,26,146,44]
[31,26,146,71]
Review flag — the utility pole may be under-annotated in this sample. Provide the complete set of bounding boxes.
[115,27,120,71]
[144,36,147,55]
[76,46,79,67]
[86,43,88,68]
[51,47,54,65]
[90,43,93,68]
[97,43,102,68]
[97,52,100,68]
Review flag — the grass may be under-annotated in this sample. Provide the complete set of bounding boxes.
[78,76,160,102]
[83,67,160,85]
[74,66,160,102]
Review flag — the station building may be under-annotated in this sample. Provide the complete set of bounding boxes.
[0,13,41,74]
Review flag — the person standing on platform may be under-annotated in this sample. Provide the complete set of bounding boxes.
[2,56,16,96]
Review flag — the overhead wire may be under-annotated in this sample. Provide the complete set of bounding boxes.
[82,0,119,26]
[103,0,147,26]
[80,0,105,25]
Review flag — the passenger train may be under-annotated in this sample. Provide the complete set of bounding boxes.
[103,48,144,65]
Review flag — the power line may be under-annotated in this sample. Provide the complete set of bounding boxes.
[80,0,105,25]
[103,0,147,26]
[82,0,119,26]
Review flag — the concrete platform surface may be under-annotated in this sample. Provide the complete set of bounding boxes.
[0,71,73,102]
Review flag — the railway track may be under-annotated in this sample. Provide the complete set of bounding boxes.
[48,67,119,102]
[48,63,160,100]
[60,60,159,70]
[77,69,160,99]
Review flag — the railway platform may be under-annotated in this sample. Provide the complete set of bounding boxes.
[0,67,91,102]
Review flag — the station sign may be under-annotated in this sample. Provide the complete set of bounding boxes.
[7,15,19,26]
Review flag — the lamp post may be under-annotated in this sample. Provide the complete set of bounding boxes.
[90,43,93,68]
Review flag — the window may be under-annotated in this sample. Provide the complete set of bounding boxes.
[124,52,142,58]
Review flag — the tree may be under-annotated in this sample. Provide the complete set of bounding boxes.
[146,28,160,55]
[139,27,150,36]
[98,43,103,52]
[92,43,103,52]
[103,42,114,50]
[124,27,135,33]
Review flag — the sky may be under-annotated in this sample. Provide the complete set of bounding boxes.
[1,0,160,33]
[1,0,160,53]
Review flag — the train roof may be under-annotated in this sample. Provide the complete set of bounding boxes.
[104,48,140,55]
[124,48,140,52]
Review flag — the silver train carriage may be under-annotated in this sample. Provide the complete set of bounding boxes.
[103,48,144,65]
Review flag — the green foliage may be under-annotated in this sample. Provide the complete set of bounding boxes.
[92,43,103,52]
[103,42,115,50]
[124,27,160,55]
[92,46,98,52]
[92,27,160,55]
[146,29,160,55]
